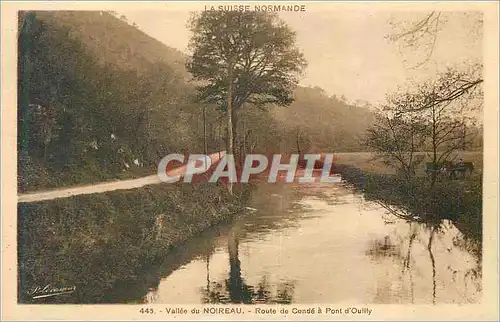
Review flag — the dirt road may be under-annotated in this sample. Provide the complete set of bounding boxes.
[17,174,164,203]
[17,151,226,204]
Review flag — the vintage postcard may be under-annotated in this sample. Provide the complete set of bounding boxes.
[1,1,499,321]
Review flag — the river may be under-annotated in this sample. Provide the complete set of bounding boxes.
[137,181,481,304]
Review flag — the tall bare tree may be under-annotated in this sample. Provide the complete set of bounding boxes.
[397,68,482,185]
[365,111,427,182]
[365,67,483,187]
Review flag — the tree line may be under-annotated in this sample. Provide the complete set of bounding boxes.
[17,10,482,193]
[17,11,380,192]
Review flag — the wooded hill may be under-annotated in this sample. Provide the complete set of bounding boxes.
[17,10,378,192]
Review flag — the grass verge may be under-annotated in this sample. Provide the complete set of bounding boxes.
[17,182,251,303]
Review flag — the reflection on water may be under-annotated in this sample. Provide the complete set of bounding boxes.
[200,229,295,304]
[142,183,481,304]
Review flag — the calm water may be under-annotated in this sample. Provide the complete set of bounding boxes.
[139,182,481,304]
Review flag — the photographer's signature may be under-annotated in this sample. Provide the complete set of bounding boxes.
[27,284,76,299]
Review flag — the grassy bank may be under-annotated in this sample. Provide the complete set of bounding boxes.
[18,182,251,303]
[332,163,482,257]
[333,151,483,176]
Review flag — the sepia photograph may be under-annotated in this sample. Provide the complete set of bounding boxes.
[2,1,499,320]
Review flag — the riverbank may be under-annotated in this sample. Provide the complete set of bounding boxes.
[332,163,482,258]
[139,181,481,304]
[17,182,251,303]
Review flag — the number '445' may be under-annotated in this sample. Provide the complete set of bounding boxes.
[140,308,154,314]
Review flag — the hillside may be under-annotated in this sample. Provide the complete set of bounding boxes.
[17,11,202,192]
[272,86,375,152]
[29,10,377,144]
[29,11,189,79]
[17,10,377,192]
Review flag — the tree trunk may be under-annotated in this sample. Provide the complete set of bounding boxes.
[44,143,48,161]
[231,107,238,159]
[242,120,246,161]
[227,60,234,195]
[462,123,467,150]
[296,128,301,155]
[203,105,207,154]
[431,107,438,188]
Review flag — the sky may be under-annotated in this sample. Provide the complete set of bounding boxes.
[118,7,482,105]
